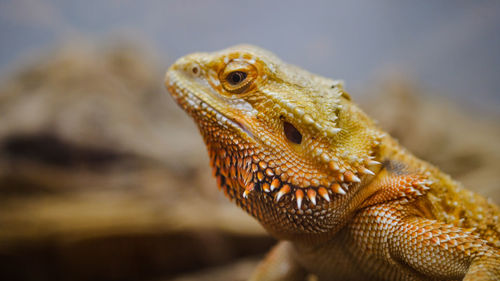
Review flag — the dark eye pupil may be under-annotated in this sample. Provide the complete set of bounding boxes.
[283,121,302,144]
[228,71,247,85]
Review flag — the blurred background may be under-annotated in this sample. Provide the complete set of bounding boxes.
[0,1,499,280]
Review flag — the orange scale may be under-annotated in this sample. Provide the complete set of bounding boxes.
[274,167,281,176]
[430,237,439,245]
[431,229,442,236]
[251,163,259,172]
[265,168,274,177]
[270,178,281,191]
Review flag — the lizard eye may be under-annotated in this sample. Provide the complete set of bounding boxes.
[220,60,257,94]
[227,71,247,85]
[284,121,302,144]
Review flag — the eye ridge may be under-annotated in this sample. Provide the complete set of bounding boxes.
[227,71,247,85]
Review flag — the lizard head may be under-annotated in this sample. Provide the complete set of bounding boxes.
[166,45,383,238]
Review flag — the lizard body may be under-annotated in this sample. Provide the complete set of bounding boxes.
[165,45,500,281]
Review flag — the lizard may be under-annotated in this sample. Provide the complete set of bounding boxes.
[165,45,500,281]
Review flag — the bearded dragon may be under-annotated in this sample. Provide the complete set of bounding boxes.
[165,45,500,281]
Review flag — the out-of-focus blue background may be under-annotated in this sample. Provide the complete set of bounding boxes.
[1,0,499,111]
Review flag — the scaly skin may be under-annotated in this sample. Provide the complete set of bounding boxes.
[165,45,500,281]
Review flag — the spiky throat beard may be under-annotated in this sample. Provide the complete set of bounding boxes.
[197,122,369,238]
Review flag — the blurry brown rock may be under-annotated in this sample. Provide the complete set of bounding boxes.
[0,43,269,281]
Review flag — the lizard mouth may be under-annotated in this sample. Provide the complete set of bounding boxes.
[166,70,255,139]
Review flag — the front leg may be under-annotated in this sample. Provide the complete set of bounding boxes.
[249,241,308,281]
[350,203,500,281]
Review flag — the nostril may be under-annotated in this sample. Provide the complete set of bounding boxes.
[191,65,199,75]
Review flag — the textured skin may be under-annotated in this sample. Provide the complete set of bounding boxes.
[165,45,500,281]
